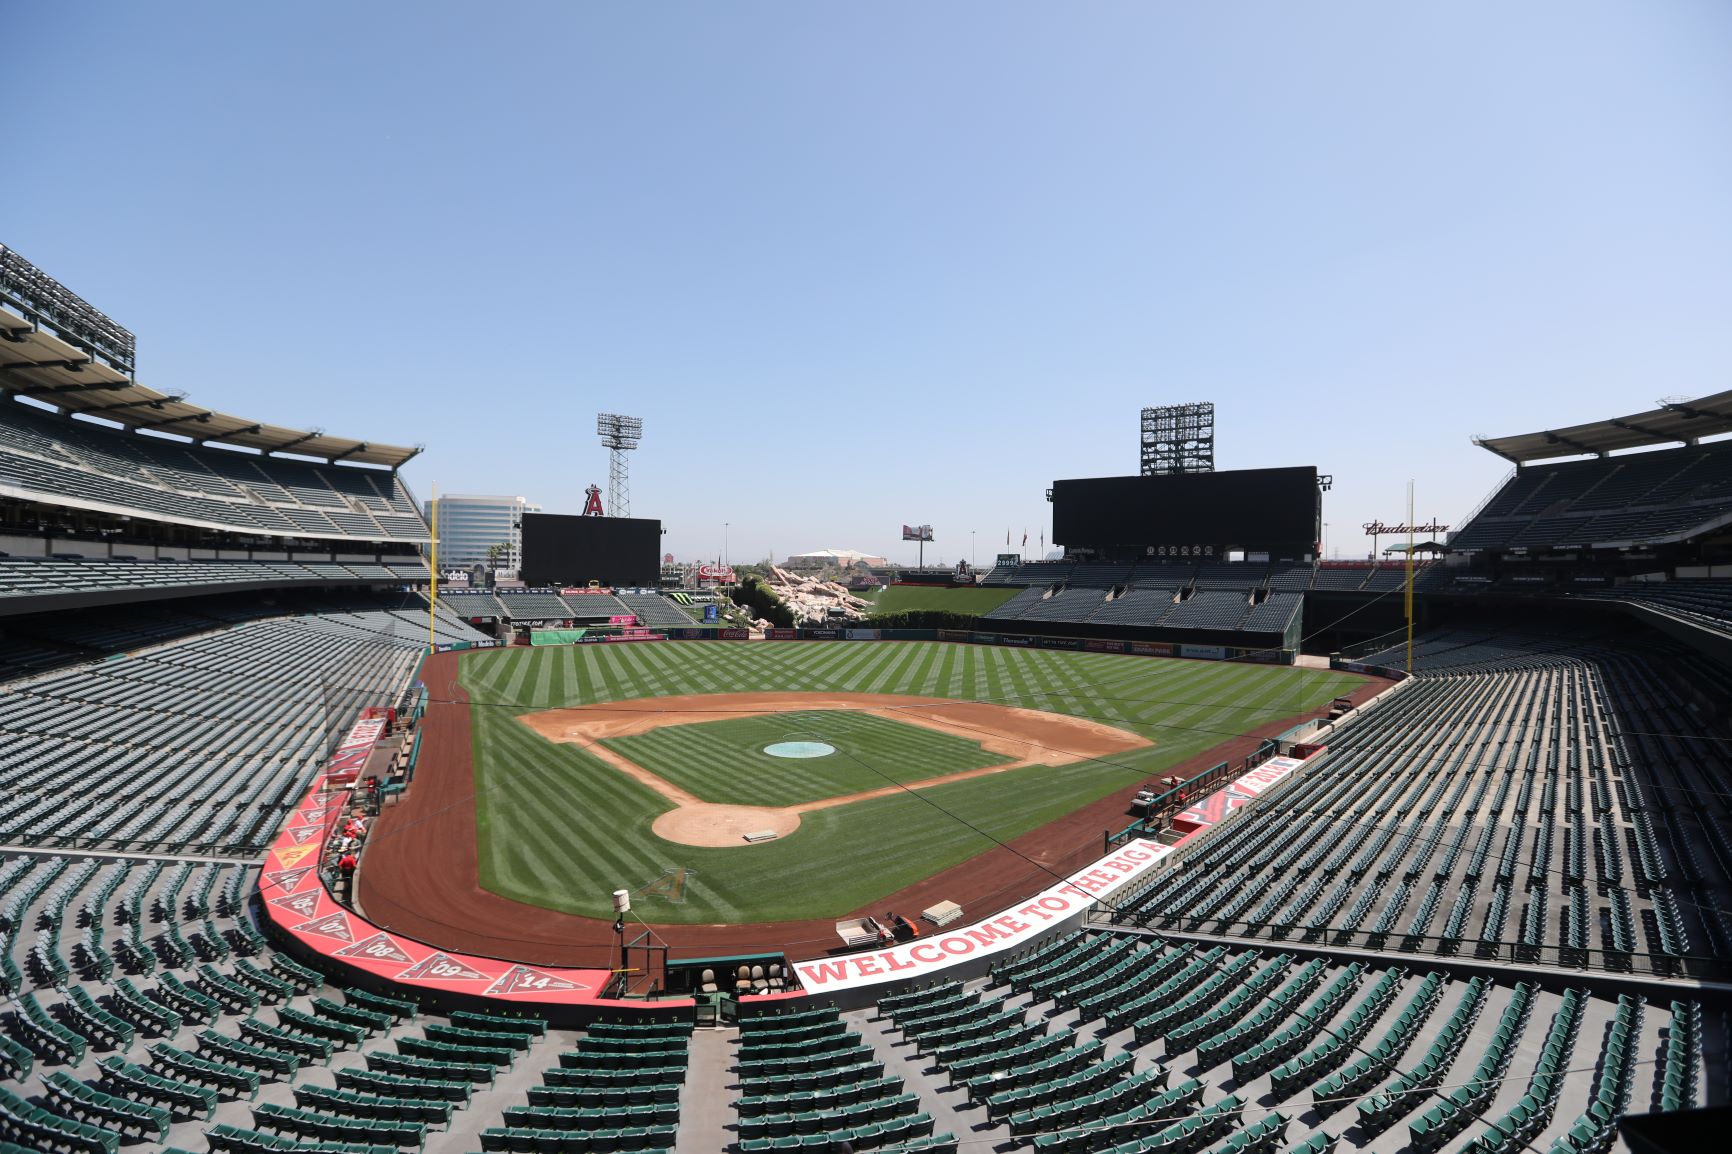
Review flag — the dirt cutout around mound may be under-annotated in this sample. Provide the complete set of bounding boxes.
[516,692,1153,847]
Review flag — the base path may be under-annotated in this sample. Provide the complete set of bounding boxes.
[358,650,1382,967]
[517,692,1153,848]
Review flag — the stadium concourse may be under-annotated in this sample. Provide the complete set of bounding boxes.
[0,253,1727,1154]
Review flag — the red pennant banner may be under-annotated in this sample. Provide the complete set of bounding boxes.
[486,964,585,996]
[292,911,354,942]
[261,867,312,894]
[268,892,320,920]
[398,953,490,982]
[334,933,415,964]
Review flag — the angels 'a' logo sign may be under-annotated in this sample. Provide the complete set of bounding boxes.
[300,806,331,825]
[636,867,694,905]
[485,964,584,996]
[292,911,354,942]
[582,484,604,517]
[262,867,312,894]
[287,825,323,845]
[334,933,414,964]
[268,892,320,920]
[398,953,489,982]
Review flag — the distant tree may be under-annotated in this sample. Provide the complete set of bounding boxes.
[730,575,796,628]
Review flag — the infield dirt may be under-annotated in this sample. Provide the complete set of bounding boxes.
[516,692,1152,847]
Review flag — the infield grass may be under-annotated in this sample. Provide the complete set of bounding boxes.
[465,641,1357,922]
[600,710,1012,806]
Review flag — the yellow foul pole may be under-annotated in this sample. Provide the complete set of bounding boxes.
[427,484,439,652]
[1405,480,1415,675]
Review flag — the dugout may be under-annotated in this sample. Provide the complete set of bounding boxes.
[665,953,792,1002]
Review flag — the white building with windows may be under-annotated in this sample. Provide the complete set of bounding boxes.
[783,548,887,571]
[426,494,540,576]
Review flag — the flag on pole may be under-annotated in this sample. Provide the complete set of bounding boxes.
[1022,531,1028,548]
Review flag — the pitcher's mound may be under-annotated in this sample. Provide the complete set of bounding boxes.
[653,804,801,847]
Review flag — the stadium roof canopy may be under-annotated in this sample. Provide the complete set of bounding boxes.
[0,306,421,468]
[1474,390,1732,465]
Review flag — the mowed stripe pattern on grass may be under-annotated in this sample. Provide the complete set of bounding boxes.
[866,585,1020,617]
[600,710,1012,805]
[463,641,1358,923]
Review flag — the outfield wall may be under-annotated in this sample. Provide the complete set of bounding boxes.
[652,625,1297,663]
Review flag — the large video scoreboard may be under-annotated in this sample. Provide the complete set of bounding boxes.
[520,513,663,587]
[1051,466,1318,560]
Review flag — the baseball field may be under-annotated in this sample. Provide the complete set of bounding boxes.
[865,584,1020,616]
[460,640,1356,925]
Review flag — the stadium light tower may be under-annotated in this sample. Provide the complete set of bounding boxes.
[1140,402,1214,475]
[596,413,643,518]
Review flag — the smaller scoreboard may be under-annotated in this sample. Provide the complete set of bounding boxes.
[521,513,662,587]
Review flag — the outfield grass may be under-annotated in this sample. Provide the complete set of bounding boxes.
[465,641,1357,923]
[600,710,1012,806]
[866,584,1019,616]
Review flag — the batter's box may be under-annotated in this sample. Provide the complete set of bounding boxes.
[635,867,695,905]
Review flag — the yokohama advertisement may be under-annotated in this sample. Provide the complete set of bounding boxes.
[260,767,615,1005]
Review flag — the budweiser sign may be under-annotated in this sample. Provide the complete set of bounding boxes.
[1363,520,1449,536]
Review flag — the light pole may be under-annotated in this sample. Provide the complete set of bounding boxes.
[724,523,729,569]
[971,530,976,569]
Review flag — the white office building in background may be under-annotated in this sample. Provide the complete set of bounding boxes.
[426,494,540,576]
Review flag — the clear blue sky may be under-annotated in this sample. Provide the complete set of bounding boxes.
[9,3,1730,566]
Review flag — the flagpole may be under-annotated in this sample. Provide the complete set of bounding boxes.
[427,483,439,652]
[1405,480,1415,675]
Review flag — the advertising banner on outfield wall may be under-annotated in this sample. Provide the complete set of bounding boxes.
[802,628,843,640]
[1333,659,1408,681]
[843,628,881,640]
[764,628,799,640]
[1131,642,1175,657]
[1179,644,1227,660]
[1037,636,1084,650]
[937,630,972,643]
[791,839,1175,994]
[1085,639,1129,654]
[718,628,750,640]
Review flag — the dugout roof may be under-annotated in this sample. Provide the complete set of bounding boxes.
[0,307,421,468]
[1474,389,1732,465]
